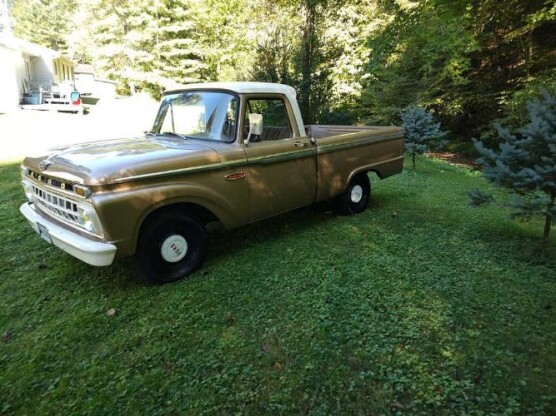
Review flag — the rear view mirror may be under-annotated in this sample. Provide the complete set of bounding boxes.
[249,114,263,135]
[245,113,263,145]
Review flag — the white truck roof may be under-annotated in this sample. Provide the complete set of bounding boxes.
[166,82,296,97]
[165,82,305,136]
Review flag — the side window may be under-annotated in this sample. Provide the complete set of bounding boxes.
[244,98,293,142]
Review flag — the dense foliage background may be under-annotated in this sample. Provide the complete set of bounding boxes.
[4,0,556,151]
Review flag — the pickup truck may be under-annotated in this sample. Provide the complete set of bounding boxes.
[20,82,404,283]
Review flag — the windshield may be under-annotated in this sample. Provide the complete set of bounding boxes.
[152,91,239,142]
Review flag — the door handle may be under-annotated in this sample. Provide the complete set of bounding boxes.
[294,141,308,148]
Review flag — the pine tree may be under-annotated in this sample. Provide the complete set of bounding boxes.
[11,0,77,51]
[401,107,447,169]
[473,87,556,240]
[155,0,206,86]
[88,0,158,94]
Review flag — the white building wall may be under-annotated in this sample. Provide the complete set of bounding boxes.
[75,73,116,99]
[0,46,20,112]
[13,53,26,97]
[31,55,55,87]
[74,73,95,94]
[94,80,116,99]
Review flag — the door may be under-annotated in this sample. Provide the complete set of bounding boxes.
[242,96,317,221]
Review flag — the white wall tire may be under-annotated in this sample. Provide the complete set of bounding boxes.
[350,185,364,203]
[135,211,207,284]
[335,173,371,215]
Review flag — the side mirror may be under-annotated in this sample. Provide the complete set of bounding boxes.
[245,113,263,145]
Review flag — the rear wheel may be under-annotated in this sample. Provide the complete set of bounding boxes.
[135,211,207,284]
[335,173,371,215]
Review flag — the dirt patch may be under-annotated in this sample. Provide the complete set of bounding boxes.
[426,152,480,170]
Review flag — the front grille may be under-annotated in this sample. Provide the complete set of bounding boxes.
[32,184,82,228]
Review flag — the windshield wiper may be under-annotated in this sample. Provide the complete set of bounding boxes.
[161,131,187,140]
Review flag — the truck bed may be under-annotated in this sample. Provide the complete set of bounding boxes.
[306,125,399,140]
[306,124,405,202]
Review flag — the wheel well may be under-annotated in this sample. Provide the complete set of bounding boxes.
[347,170,378,190]
[138,203,218,239]
[367,169,382,179]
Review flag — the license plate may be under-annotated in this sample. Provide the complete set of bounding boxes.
[37,223,52,244]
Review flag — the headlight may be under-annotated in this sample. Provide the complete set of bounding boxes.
[21,180,34,202]
[77,204,102,235]
[20,166,31,177]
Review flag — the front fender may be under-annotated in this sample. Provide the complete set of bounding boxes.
[92,179,249,257]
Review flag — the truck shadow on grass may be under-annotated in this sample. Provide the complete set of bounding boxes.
[59,187,555,291]
[205,200,338,261]
[72,200,344,289]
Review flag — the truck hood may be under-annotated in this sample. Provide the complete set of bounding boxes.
[23,136,222,185]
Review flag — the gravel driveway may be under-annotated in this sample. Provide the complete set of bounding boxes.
[0,95,159,163]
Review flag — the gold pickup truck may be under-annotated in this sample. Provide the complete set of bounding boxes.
[20,82,404,283]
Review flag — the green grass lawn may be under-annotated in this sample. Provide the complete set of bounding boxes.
[1,157,555,415]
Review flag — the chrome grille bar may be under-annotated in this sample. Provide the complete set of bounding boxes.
[32,184,82,228]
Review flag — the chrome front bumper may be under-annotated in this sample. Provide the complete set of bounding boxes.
[20,202,117,266]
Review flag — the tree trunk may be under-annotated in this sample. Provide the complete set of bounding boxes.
[544,193,555,241]
[412,153,416,169]
[299,1,316,124]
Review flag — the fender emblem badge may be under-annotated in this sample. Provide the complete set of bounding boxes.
[225,172,246,181]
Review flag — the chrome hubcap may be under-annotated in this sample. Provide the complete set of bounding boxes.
[350,185,363,203]
[160,235,188,263]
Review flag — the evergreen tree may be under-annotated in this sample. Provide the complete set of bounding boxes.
[473,87,556,240]
[401,107,447,169]
[11,0,77,51]
[155,0,205,87]
[88,0,159,94]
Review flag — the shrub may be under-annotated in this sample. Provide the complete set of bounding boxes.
[472,87,556,240]
[401,107,447,169]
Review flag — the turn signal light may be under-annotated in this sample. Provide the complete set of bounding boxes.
[74,185,92,198]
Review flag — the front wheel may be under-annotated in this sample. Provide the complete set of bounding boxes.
[335,173,371,215]
[135,211,207,284]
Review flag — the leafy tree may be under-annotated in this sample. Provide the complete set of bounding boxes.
[472,88,556,240]
[251,0,334,124]
[196,0,255,82]
[401,107,447,169]
[360,0,477,129]
[10,0,78,52]
[0,0,12,34]
[249,0,299,85]
[319,0,385,123]
[251,24,297,85]
[296,0,324,124]
[359,0,556,144]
